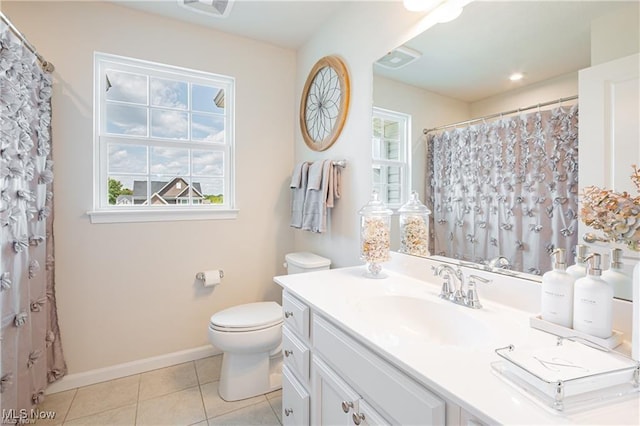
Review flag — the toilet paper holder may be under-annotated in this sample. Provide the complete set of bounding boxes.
[196,270,224,281]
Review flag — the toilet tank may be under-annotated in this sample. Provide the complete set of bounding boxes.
[285,252,331,274]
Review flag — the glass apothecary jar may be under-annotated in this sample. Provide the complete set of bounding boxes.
[359,191,392,278]
[398,191,431,257]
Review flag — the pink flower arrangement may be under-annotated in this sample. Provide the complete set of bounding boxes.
[580,165,640,251]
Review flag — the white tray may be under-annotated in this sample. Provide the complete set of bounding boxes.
[530,315,623,349]
[493,340,639,412]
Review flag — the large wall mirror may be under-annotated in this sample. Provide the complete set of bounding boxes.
[373,0,639,301]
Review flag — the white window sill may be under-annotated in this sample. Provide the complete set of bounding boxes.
[87,208,239,224]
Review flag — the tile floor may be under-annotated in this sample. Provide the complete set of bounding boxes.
[34,355,283,426]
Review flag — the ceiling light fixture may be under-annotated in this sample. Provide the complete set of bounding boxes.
[509,72,524,81]
[178,0,234,18]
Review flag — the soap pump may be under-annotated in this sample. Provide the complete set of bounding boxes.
[567,244,588,280]
[573,253,614,339]
[602,248,632,301]
[541,248,575,328]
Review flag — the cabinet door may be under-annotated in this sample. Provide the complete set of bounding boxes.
[282,366,309,426]
[311,357,362,426]
[354,400,391,426]
[579,53,640,266]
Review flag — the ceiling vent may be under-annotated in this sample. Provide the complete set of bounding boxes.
[178,0,234,18]
[375,46,422,70]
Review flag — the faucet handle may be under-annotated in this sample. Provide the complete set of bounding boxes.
[469,275,491,284]
[439,274,455,300]
[466,275,492,309]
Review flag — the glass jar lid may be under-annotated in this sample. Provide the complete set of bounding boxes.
[398,191,431,215]
[359,191,393,216]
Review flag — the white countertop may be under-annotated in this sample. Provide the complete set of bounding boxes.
[274,266,640,425]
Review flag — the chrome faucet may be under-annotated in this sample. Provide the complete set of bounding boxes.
[487,256,511,270]
[432,264,492,309]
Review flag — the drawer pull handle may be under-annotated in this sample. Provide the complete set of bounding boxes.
[284,311,294,318]
[352,413,365,425]
[284,408,293,417]
[284,349,293,357]
[341,401,354,413]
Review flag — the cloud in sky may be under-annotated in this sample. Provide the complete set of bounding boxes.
[193,150,224,177]
[151,78,188,110]
[151,147,189,175]
[106,70,147,104]
[108,144,147,174]
[151,109,189,139]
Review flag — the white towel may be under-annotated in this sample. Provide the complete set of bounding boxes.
[290,162,309,228]
[302,160,333,233]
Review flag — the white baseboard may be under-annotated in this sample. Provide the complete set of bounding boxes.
[46,345,221,394]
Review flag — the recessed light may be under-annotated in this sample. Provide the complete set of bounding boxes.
[509,73,524,81]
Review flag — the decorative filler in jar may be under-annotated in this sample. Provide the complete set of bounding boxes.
[359,191,392,278]
[398,191,431,257]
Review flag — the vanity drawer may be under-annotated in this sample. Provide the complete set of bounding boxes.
[283,326,310,384]
[313,315,445,425]
[282,292,310,340]
[282,365,310,426]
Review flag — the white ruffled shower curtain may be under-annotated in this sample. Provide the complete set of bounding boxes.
[0,19,66,417]
[426,105,579,275]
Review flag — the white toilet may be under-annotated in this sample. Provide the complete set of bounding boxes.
[208,252,331,401]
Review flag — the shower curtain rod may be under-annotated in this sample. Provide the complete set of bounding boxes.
[0,11,55,73]
[422,94,578,135]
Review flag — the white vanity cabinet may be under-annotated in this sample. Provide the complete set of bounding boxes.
[281,292,311,424]
[312,314,445,425]
[282,290,448,425]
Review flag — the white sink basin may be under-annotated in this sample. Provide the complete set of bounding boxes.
[353,295,497,347]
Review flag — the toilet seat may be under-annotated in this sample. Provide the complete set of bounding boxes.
[210,301,282,332]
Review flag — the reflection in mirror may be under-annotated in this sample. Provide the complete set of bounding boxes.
[373,1,639,300]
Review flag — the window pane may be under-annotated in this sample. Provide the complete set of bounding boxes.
[192,113,225,142]
[148,177,171,206]
[151,109,188,140]
[384,120,400,140]
[192,84,225,114]
[107,176,137,205]
[108,144,147,174]
[384,140,400,160]
[197,178,225,205]
[372,166,381,184]
[150,78,188,110]
[151,147,189,175]
[192,150,224,177]
[387,166,402,184]
[387,185,402,204]
[126,177,149,205]
[372,117,383,138]
[106,104,147,136]
[105,70,147,104]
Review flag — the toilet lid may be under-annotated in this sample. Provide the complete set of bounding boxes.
[209,301,282,331]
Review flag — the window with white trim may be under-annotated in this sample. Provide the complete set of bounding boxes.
[372,107,411,208]
[90,53,235,223]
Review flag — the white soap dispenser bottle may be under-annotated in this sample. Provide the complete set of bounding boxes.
[602,248,632,301]
[573,253,614,339]
[567,244,588,280]
[541,248,575,328]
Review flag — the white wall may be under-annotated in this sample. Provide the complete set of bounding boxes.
[591,2,640,66]
[3,1,296,375]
